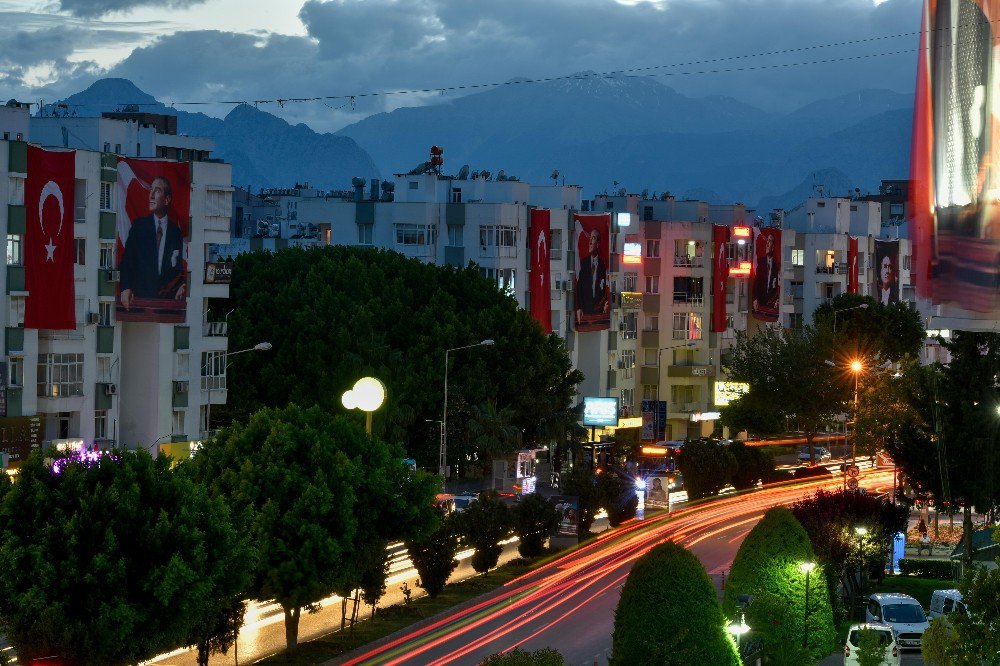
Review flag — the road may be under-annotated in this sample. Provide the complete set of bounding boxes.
[337,469,897,666]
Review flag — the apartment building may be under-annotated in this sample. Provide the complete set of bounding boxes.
[0,114,232,468]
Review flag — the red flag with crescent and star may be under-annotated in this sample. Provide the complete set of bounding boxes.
[712,224,730,332]
[25,145,76,330]
[529,209,552,333]
[847,235,859,294]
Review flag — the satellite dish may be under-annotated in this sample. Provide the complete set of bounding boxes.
[497,170,506,181]
[551,170,560,181]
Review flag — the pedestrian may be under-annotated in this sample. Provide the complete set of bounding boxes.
[917,519,931,556]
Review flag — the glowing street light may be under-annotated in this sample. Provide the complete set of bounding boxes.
[342,376,386,435]
[800,561,817,647]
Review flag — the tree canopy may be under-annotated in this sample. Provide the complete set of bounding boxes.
[812,293,925,362]
[223,246,583,470]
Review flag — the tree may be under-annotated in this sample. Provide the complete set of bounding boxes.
[723,507,836,663]
[457,491,512,575]
[812,293,925,362]
[721,325,845,465]
[479,648,564,666]
[951,528,1000,663]
[0,451,250,665]
[407,510,462,598]
[468,401,522,475]
[222,246,583,471]
[920,617,956,666]
[728,441,774,490]
[597,469,639,527]
[512,493,560,558]
[191,404,437,649]
[675,439,737,500]
[559,466,601,534]
[611,541,740,665]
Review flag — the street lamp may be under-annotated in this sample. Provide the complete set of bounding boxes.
[799,561,816,648]
[203,341,272,437]
[824,358,864,473]
[442,339,494,489]
[343,376,387,435]
[832,303,869,332]
[727,613,751,652]
[855,526,869,617]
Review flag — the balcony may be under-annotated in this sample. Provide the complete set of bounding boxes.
[673,256,705,268]
[203,321,228,337]
[672,292,705,307]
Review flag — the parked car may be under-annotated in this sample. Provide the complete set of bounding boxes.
[843,622,901,665]
[865,593,929,649]
[929,589,967,619]
[798,446,832,462]
[452,493,480,513]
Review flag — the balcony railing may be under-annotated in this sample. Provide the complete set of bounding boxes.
[672,292,705,306]
[203,321,228,337]
[673,256,705,268]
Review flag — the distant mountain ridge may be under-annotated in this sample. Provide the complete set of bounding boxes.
[49,78,380,190]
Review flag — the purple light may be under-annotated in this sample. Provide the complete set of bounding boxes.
[51,450,115,475]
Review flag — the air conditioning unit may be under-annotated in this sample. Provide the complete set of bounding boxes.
[107,270,121,282]
[86,312,101,325]
[174,380,189,394]
[103,383,118,396]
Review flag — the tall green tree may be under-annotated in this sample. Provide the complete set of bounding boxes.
[812,293,925,362]
[512,493,561,558]
[222,246,583,471]
[457,491,512,576]
[0,451,249,665]
[407,510,462,598]
[727,441,774,490]
[468,401,522,475]
[951,528,1000,662]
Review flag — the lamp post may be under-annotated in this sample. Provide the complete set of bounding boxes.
[342,376,387,435]
[799,561,816,648]
[832,302,869,332]
[203,341,271,438]
[442,339,494,489]
[727,612,750,653]
[855,526,868,618]
[824,357,864,474]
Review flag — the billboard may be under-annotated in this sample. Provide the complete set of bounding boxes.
[529,209,552,333]
[910,0,1000,317]
[116,158,191,323]
[645,475,671,508]
[549,495,579,538]
[583,397,619,427]
[573,213,611,331]
[0,416,44,467]
[204,261,233,284]
[751,228,781,322]
[873,240,900,305]
[714,381,750,406]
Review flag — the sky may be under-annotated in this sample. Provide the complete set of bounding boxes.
[0,0,922,133]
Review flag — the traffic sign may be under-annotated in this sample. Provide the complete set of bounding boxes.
[847,465,860,478]
[847,477,860,490]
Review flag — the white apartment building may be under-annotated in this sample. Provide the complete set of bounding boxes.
[0,116,232,468]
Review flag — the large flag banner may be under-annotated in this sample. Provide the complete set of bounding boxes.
[116,158,191,323]
[529,209,552,333]
[909,0,1000,316]
[750,227,781,322]
[573,213,611,332]
[712,224,730,332]
[873,240,900,305]
[25,146,76,330]
[847,235,860,294]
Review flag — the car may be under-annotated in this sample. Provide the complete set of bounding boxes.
[865,593,929,649]
[929,589,967,620]
[798,446,832,462]
[843,622,901,665]
[452,493,480,513]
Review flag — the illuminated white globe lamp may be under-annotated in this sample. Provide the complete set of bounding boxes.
[342,376,386,434]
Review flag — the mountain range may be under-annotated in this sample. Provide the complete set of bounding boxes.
[49,76,915,209]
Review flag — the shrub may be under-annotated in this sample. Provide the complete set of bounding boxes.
[597,471,639,527]
[457,491,512,576]
[728,441,775,490]
[512,493,560,558]
[920,617,956,666]
[611,541,740,666]
[479,647,564,665]
[406,510,462,598]
[897,558,954,580]
[723,507,836,662]
[855,628,886,666]
[676,439,737,500]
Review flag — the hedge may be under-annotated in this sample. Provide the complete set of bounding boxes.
[480,648,564,665]
[723,507,836,663]
[611,542,740,665]
[897,558,955,580]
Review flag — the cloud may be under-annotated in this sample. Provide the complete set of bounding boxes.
[57,0,208,19]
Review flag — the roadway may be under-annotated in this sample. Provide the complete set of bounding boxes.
[337,468,896,666]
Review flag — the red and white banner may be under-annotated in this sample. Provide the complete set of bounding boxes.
[847,235,859,294]
[529,209,552,333]
[712,225,729,332]
[751,227,781,323]
[25,146,76,330]
[116,158,191,323]
[573,213,611,332]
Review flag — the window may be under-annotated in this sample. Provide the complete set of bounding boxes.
[97,356,112,384]
[645,239,660,258]
[643,206,653,221]
[172,409,186,435]
[205,188,232,218]
[816,201,826,208]
[496,268,516,295]
[8,297,25,324]
[825,283,836,300]
[9,176,25,206]
[95,410,109,439]
[621,312,637,340]
[408,181,419,190]
[644,315,659,331]
[620,388,634,414]
[550,229,562,260]
[37,353,85,398]
[103,142,111,153]
[201,351,227,390]
[74,238,86,266]
[99,302,113,326]
[902,254,911,270]
[789,312,804,330]
[642,384,658,401]
[621,350,635,379]
[889,203,904,217]
[114,143,121,154]
[479,225,518,257]
[451,188,462,203]
[447,224,463,247]
[644,275,659,294]
[623,271,638,292]
[791,281,803,298]
[8,357,22,387]
[791,249,804,266]
[817,250,836,272]
[6,235,21,266]
[672,313,703,340]
[671,385,697,405]
[673,277,703,304]
[674,240,705,266]
[643,348,658,366]
[99,243,115,269]
[99,182,113,211]
[175,352,190,380]
[357,223,374,245]
[395,224,436,246]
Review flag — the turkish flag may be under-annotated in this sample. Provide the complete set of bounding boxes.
[25,146,76,330]
[712,225,730,332]
[529,209,552,333]
[847,235,859,294]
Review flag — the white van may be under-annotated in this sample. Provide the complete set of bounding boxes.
[843,623,900,665]
[865,593,929,649]
[929,589,967,619]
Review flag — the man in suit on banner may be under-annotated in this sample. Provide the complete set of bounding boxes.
[119,176,186,309]
[576,228,609,321]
